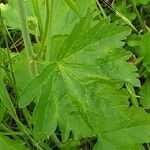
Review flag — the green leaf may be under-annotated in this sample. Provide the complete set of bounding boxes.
[0,48,7,65]
[59,65,88,111]
[93,138,143,150]
[63,0,82,18]
[58,19,131,60]
[19,63,56,107]
[31,76,57,141]
[32,70,93,142]
[55,15,139,86]
[140,77,150,108]
[0,102,6,123]
[102,108,150,146]
[140,32,150,71]
[41,0,94,35]
[0,72,17,119]
[87,81,129,134]
[29,13,141,142]
[87,81,150,149]
[0,134,28,150]
[0,1,33,29]
[135,0,150,4]
[13,51,32,90]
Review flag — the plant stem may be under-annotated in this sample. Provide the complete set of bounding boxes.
[31,0,43,38]
[51,133,63,149]
[134,57,143,65]
[96,0,107,19]
[41,0,53,61]
[126,83,139,107]
[147,143,150,150]
[17,0,37,76]
[131,0,147,32]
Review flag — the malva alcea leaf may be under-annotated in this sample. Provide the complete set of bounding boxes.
[21,13,141,143]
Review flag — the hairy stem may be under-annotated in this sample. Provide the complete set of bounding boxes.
[17,0,37,76]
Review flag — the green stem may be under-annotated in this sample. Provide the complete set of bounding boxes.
[31,0,43,38]
[131,0,147,32]
[134,57,143,65]
[17,0,37,76]
[126,83,139,107]
[96,0,107,19]
[41,0,53,61]
[51,133,63,149]
[147,143,150,150]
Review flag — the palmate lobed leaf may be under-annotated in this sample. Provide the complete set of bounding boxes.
[18,11,147,148]
[19,13,139,107]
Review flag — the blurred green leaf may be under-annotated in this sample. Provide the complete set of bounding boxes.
[140,32,150,71]
[141,77,150,108]
[0,134,28,150]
